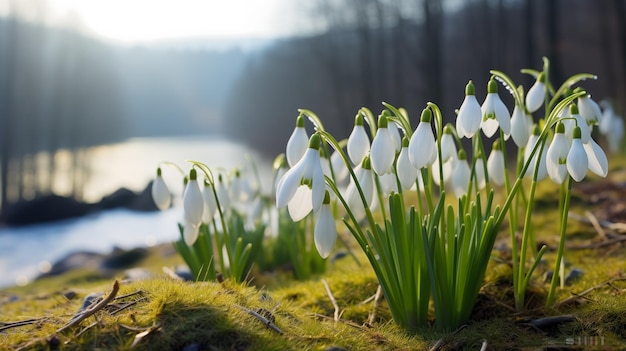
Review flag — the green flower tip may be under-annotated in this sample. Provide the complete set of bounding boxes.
[532,124,541,135]
[465,80,475,96]
[569,104,579,115]
[377,114,388,128]
[323,190,331,204]
[402,136,409,147]
[458,149,467,160]
[156,167,162,176]
[572,125,582,139]
[492,138,502,150]
[420,108,432,123]
[218,174,224,182]
[381,109,391,117]
[273,153,287,170]
[487,78,498,94]
[308,133,321,150]
[573,87,584,94]
[443,123,454,135]
[189,168,197,180]
[555,121,565,134]
[354,113,364,126]
[537,72,546,83]
[296,115,305,128]
[361,155,371,170]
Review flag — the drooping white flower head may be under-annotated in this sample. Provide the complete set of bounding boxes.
[370,115,396,176]
[481,78,511,137]
[202,180,218,222]
[583,137,608,178]
[397,137,420,191]
[452,150,471,198]
[344,157,375,220]
[576,90,602,125]
[286,115,309,167]
[509,104,531,148]
[408,108,436,169]
[272,154,289,194]
[474,155,486,190]
[314,191,337,259]
[566,126,589,182]
[440,124,457,162]
[524,125,548,181]
[276,133,325,221]
[152,167,171,211]
[383,110,402,152]
[183,168,204,228]
[546,122,570,185]
[599,101,625,153]
[526,72,546,113]
[487,139,506,186]
[432,125,457,186]
[456,80,482,138]
[216,174,231,214]
[330,150,349,183]
[347,114,371,166]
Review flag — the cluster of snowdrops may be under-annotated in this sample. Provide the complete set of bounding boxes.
[151,58,624,332]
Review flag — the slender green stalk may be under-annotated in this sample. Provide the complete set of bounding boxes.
[546,176,573,306]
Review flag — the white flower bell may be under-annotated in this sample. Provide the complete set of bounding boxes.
[576,90,602,125]
[546,122,570,185]
[452,150,471,198]
[526,72,546,113]
[314,191,337,259]
[286,115,309,167]
[370,115,396,176]
[566,126,589,182]
[509,104,531,147]
[347,114,371,166]
[487,139,506,186]
[202,180,218,222]
[152,167,171,211]
[408,108,436,169]
[524,126,548,181]
[183,169,204,228]
[481,78,511,137]
[276,133,325,221]
[397,137,420,191]
[456,80,482,138]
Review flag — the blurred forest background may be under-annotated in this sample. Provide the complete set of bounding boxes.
[0,0,625,218]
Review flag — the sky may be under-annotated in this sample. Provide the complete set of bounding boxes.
[2,0,304,43]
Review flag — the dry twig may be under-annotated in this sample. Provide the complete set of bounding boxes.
[555,275,626,307]
[322,279,341,323]
[56,280,120,334]
[367,285,383,327]
[234,304,282,334]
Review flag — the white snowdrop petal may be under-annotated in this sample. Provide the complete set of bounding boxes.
[183,221,199,246]
[452,159,471,198]
[397,147,418,190]
[457,95,482,138]
[183,179,204,227]
[510,105,530,147]
[408,122,436,169]
[347,125,370,166]
[202,183,218,222]
[487,149,506,186]
[151,175,171,211]
[371,128,395,175]
[526,81,545,113]
[288,185,313,221]
[567,139,589,182]
[584,139,608,177]
[286,127,308,167]
[314,205,337,258]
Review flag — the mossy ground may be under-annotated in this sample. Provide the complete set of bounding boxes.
[3,159,626,350]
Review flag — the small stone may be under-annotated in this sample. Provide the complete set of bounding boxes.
[565,268,584,285]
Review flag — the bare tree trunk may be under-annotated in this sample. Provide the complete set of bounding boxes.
[422,0,443,105]
[546,0,562,84]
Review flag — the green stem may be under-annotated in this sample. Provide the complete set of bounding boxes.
[546,176,573,306]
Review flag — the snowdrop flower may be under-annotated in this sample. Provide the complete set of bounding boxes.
[184,168,204,228]
[286,115,309,167]
[526,72,546,113]
[202,180,218,222]
[452,150,471,198]
[272,154,288,194]
[347,114,370,166]
[276,133,325,221]
[385,112,402,152]
[440,124,457,162]
[566,126,589,182]
[151,167,171,211]
[576,89,602,125]
[330,150,349,183]
[546,122,570,184]
[344,157,375,219]
[474,154,486,190]
[583,138,608,178]
[370,115,396,176]
[509,104,531,147]
[524,125,548,181]
[397,137,420,190]
[481,78,511,137]
[456,80,482,138]
[314,191,337,259]
[599,101,624,153]
[216,174,231,214]
[408,108,436,169]
[487,139,506,186]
